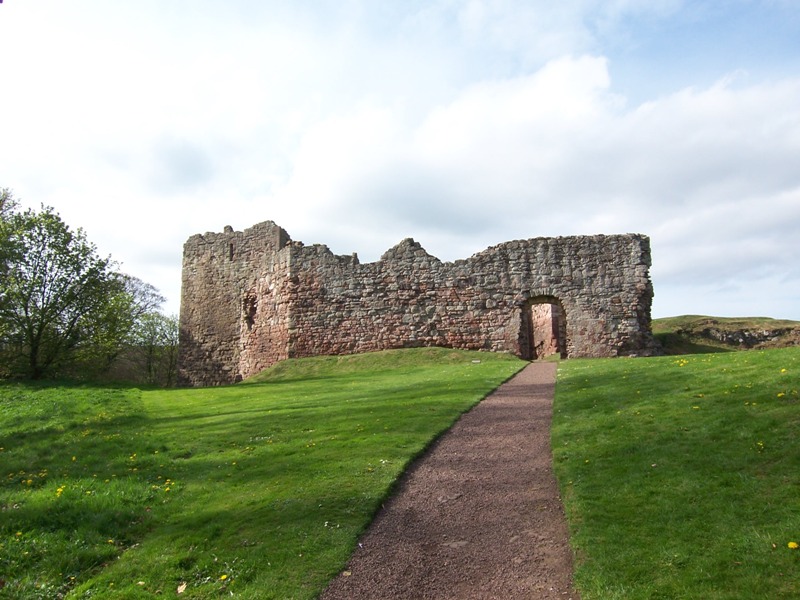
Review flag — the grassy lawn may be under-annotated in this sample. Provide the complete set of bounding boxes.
[553,347,800,599]
[0,348,523,599]
[5,343,799,599]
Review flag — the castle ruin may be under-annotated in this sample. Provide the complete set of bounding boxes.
[178,221,657,386]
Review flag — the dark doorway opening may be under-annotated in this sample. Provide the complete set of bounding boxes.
[519,297,567,360]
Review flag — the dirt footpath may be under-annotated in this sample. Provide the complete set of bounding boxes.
[321,361,579,600]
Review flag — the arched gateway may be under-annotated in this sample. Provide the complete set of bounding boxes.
[178,222,658,386]
[519,296,568,360]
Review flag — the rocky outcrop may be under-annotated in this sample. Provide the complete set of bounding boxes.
[681,320,800,349]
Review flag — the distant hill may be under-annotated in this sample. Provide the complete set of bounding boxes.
[652,315,800,355]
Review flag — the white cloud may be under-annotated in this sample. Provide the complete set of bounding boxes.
[254,56,800,321]
[1,0,799,320]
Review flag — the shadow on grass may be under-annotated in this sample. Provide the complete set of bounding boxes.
[654,333,736,355]
[1,353,526,598]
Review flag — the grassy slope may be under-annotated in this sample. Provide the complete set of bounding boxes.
[0,348,523,599]
[5,338,800,599]
[653,315,800,354]
[553,347,800,599]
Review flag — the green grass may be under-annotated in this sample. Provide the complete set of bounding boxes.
[553,347,800,599]
[0,348,523,599]
[653,315,800,354]
[7,343,800,599]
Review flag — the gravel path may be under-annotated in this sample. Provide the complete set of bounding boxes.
[321,361,579,600]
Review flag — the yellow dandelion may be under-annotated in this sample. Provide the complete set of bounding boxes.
[789,541,799,549]
[220,574,228,581]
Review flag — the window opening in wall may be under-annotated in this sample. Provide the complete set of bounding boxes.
[229,243,235,261]
[519,297,567,360]
[243,295,257,331]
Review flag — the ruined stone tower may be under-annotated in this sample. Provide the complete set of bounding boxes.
[178,221,657,386]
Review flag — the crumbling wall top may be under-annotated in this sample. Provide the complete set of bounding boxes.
[178,221,657,386]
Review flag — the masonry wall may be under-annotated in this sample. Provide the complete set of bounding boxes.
[178,222,291,386]
[179,221,657,386]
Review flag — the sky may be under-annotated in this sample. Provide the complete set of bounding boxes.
[1,0,799,320]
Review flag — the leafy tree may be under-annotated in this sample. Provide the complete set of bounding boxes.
[129,311,179,386]
[0,193,177,384]
[92,277,179,386]
[0,188,20,286]
[72,275,137,376]
[0,189,19,363]
[0,204,120,379]
[76,275,167,375]
[0,187,18,220]
[124,275,166,320]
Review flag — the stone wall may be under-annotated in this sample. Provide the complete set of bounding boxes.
[178,222,291,386]
[178,221,657,386]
